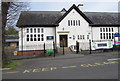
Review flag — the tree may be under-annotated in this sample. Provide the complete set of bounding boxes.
[5,26,18,35]
[1,1,29,66]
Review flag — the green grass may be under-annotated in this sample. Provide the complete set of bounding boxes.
[2,61,21,69]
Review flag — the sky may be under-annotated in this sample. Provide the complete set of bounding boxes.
[28,1,119,12]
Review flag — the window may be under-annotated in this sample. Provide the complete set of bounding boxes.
[41,34,44,41]
[73,35,75,40]
[27,35,29,41]
[106,28,108,32]
[100,28,102,32]
[109,28,111,32]
[83,35,85,39]
[106,33,108,39]
[78,20,80,26]
[71,20,72,26]
[80,35,82,39]
[38,28,40,33]
[100,27,114,40]
[78,35,79,39]
[30,34,33,41]
[41,28,44,33]
[76,20,78,26]
[30,28,32,33]
[34,28,36,33]
[79,35,85,39]
[103,28,105,32]
[111,28,113,32]
[73,20,75,26]
[87,35,89,39]
[26,28,44,42]
[38,34,40,41]
[100,33,102,39]
[68,20,70,26]
[109,33,111,39]
[34,34,37,41]
[68,20,80,26]
[112,33,114,39]
[103,33,105,39]
[27,28,29,33]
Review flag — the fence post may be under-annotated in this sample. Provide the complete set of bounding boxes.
[63,39,65,55]
[44,43,45,55]
[76,41,79,54]
[89,40,91,54]
[53,41,55,57]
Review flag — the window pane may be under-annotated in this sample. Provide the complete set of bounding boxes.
[87,35,89,39]
[41,28,44,33]
[100,28,102,32]
[34,28,36,33]
[103,28,105,32]
[109,28,111,32]
[100,33,102,39]
[103,33,105,39]
[112,33,114,39]
[83,35,84,39]
[30,34,33,41]
[34,34,36,41]
[68,20,70,26]
[111,28,113,32]
[27,28,29,33]
[109,33,111,39]
[78,35,79,39]
[71,20,72,26]
[73,20,75,26]
[106,28,108,32]
[78,20,80,26]
[30,28,32,33]
[38,28,40,33]
[76,20,78,26]
[106,33,108,39]
[73,35,75,40]
[41,34,44,41]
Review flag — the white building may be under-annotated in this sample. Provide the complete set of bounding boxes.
[17,4,120,54]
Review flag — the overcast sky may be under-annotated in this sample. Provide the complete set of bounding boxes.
[28,1,119,12]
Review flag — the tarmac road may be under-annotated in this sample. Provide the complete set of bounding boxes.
[2,51,119,79]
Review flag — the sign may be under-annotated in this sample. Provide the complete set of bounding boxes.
[114,33,120,37]
[47,36,54,40]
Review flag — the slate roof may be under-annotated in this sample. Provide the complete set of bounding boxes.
[84,12,119,26]
[17,4,119,27]
[17,11,63,27]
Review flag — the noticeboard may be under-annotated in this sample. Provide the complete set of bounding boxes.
[47,36,54,40]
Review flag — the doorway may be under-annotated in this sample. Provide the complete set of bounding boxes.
[60,35,68,47]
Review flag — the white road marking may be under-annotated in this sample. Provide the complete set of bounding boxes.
[107,58,120,61]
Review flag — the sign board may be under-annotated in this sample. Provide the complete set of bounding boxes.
[114,33,120,37]
[47,36,54,40]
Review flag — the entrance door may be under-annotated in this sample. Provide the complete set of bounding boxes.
[60,35,68,47]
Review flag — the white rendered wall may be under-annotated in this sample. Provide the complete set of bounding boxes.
[56,9,91,50]
[92,27,118,41]
[19,27,55,51]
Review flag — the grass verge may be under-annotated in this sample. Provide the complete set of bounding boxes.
[2,61,21,69]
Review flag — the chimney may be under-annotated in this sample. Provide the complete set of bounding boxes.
[77,4,83,11]
[60,8,66,15]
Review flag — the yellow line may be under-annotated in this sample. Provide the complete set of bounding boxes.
[3,71,19,74]
[62,66,77,69]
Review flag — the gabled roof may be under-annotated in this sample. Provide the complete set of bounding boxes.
[16,4,120,27]
[56,4,92,24]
